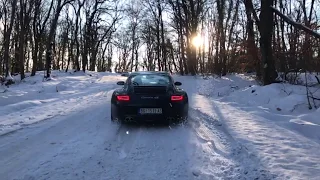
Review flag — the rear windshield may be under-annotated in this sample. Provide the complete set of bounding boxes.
[129,74,171,86]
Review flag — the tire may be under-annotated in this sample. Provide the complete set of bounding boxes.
[111,114,115,122]
[111,104,116,122]
[111,108,115,122]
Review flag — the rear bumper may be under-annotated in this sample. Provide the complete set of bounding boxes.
[111,103,188,122]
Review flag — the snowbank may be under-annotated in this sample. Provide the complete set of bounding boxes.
[192,73,320,114]
[198,74,257,97]
[291,108,320,126]
[279,71,320,86]
[197,73,320,142]
[226,83,319,113]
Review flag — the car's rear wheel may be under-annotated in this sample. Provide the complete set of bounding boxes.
[111,113,115,122]
[111,107,116,122]
[111,105,118,122]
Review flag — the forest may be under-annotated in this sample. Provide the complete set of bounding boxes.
[0,0,319,85]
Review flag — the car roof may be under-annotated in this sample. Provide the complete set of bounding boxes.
[129,71,170,76]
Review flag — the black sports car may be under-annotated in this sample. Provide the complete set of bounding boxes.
[111,71,188,124]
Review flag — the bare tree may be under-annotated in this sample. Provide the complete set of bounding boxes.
[3,0,18,83]
[0,0,319,88]
[45,0,75,79]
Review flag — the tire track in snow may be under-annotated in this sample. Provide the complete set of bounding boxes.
[112,122,172,160]
[188,108,232,156]
[114,123,143,159]
[102,121,197,180]
[187,107,277,179]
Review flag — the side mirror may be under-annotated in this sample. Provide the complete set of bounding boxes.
[174,81,182,86]
[117,81,125,85]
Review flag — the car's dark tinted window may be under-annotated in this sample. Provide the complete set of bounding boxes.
[129,74,171,86]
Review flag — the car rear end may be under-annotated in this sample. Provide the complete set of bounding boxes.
[113,85,188,123]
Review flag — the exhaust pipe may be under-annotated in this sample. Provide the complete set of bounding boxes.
[125,116,134,122]
[166,117,174,122]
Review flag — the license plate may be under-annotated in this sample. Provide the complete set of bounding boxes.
[139,108,162,114]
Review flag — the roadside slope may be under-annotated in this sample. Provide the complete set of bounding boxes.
[174,74,320,180]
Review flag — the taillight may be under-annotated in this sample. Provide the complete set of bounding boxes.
[117,95,130,101]
[171,95,183,101]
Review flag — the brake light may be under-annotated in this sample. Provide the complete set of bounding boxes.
[117,95,130,101]
[171,95,183,101]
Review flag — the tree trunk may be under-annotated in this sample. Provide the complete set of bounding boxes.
[19,0,26,80]
[159,3,167,71]
[260,0,277,85]
[45,0,67,78]
[3,0,18,79]
[244,0,260,76]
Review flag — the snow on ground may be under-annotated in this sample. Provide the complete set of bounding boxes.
[0,70,126,135]
[174,73,320,179]
[0,71,275,180]
[280,72,320,86]
[0,71,319,180]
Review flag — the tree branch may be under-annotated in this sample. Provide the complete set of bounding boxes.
[270,6,320,39]
[62,0,75,7]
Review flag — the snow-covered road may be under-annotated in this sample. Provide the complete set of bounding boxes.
[0,75,274,180]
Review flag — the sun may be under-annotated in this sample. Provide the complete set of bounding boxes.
[192,35,203,48]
